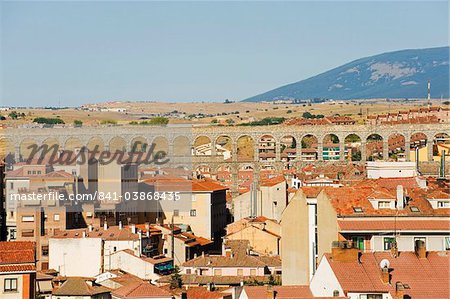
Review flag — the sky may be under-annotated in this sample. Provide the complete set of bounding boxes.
[0,0,449,107]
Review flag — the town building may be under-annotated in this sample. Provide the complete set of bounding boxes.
[282,177,450,285]
[0,241,36,299]
[310,241,450,299]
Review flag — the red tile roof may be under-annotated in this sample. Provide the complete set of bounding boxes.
[243,285,318,299]
[112,282,172,298]
[325,251,450,298]
[338,219,450,231]
[0,241,36,272]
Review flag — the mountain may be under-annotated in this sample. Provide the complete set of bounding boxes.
[243,46,449,102]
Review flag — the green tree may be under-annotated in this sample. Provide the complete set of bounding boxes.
[33,117,65,124]
[169,265,182,289]
[73,120,83,127]
[8,111,18,119]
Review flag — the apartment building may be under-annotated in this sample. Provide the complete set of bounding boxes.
[282,177,450,285]
[233,176,287,222]
[49,224,162,277]
[310,241,450,299]
[144,178,228,245]
[225,216,281,256]
[0,241,36,299]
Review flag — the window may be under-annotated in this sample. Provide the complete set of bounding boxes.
[21,229,34,238]
[10,182,13,189]
[53,214,60,221]
[173,210,179,217]
[186,269,191,274]
[250,269,257,276]
[214,269,222,276]
[4,278,18,292]
[9,229,16,240]
[353,207,363,213]
[377,201,390,209]
[359,295,382,299]
[42,245,49,256]
[383,237,395,250]
[237,269,243,276]
[190,209,197,217]
[445,237,450,251]
[21,215,35,222]
[352,237,365,250]
[410,206,420,212]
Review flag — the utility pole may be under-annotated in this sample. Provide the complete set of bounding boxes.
[171,213,175,259]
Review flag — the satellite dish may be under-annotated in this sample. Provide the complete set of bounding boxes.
[379,259,390,269]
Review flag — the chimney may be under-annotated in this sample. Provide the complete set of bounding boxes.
[224,248,232,258]
[331,241,361,262]
[415,240,427,258]
[104,222,108,231]
[266,285,277,299]
[82,231,86,238]
[88,224,93,232]
[131,224,136,234]
[145,222,150,231]
[396,282,405,299]
[119,221,123,230]
[390,241,399,258]
[396,185,404,210]
[181,291,187,299]
[381,267,390,284]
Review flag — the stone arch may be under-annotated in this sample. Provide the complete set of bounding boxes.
[109,136,127,153]
[433,133,450,162]
[195,164,212,179]
[131,136,148,153]
[258,134,276,162]
[300,134,318,161]
[193,136,212,156]
[280,135,297,162]
[64,137,83,153]
[366,134,383,161]
[86,136,105,152]
[344,133,362,161]
[409,132,427,162]
[238,163,255,191]
[0,137,14,159]
[216,164,232,186]
[173,135,191,156]
[152,136,169,154]
[388,133,406,161]
[236,135,254,162]
[322,134,340,161]
[215,135,232,161]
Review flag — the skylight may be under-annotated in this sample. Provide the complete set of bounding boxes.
[410,206,420,212]
[353,207,363,213]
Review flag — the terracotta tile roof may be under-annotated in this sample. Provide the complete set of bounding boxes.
[338,219,450,231]
[159,274,277,286]
[325,251,450,298]
[243,285,320,299]
[0,241,36,271]
[112,281,172,298]
[52,226,142,241]
[53,277,111,296]
[182,254,281,268]
[260,175,286,187]
[186,286,230,299]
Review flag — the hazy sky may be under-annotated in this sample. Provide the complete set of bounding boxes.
[1,1,449,107]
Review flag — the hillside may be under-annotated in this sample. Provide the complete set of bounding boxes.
[243,47,449,102]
